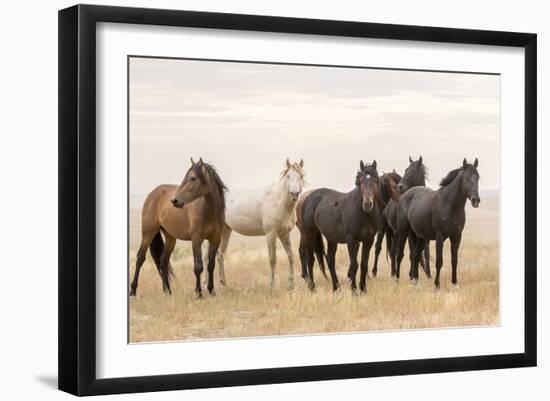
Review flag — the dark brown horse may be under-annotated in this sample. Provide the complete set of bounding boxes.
[394,158,480,288]
[129,158,227,297]
[296,190,328,282]
[371,170,402,277]
[301,161,381,293]
[385,156,431,279]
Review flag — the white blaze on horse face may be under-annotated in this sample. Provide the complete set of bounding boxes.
[286,169,304,202]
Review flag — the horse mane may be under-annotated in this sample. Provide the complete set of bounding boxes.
[196,162,228,210]
[439,167,462,187]
[416,163,429,181]
[388,170,402,183]
[355,164,379,185]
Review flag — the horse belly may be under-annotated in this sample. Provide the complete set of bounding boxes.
[159,206,192,241]
[315,206,346,244]
[409,203,435,240]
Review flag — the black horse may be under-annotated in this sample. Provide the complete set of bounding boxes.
[384,156,431,278]
[371,170,402,277]
[301,161,381,293]
[394,158,480,288]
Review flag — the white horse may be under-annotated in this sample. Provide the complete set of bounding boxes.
[205,159,305,289]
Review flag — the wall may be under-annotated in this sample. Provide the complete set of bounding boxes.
[0,0,546,399]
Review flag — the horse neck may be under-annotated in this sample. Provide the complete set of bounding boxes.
[203,182,225,221]
[379,179,392,207]
[439,171,467,212]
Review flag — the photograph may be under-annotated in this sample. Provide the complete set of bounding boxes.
[127,56,500,343]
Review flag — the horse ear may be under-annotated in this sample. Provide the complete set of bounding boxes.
[409,156,413,163]
[473,158,479,168]
[199,157,204,165]
[360,160,365,170]
[372,160,377,170]
[190,157,195,165]
[418,156,423,165]
[392,168,396,173]
[299,158,304,168]
[463,158,468,168]
[286,158,291,168]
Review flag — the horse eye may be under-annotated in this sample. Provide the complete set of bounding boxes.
[190,177,196,181]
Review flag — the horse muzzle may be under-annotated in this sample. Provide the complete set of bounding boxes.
[171,198,184,208]
[470,196,480,208]
[289,192,300,202]
[362,200,374,213]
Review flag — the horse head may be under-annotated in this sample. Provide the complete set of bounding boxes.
[462,158,481,208]
[356,160,380,213]
[282,158,305,202]
[398,155,427,194]
[171,158,213,208]
[382,169,402,202]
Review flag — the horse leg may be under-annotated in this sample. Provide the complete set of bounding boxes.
[192,237,205,297]
[359,236,374,293]
[346,239,360,293]
[372,229,385,278]
[216,225,232,287]
[279,232,295,289]
[434,233,444,289]
[159,234,176,295]
[299,234,309,280]
[304,232,316,291]
[266,231,277,290]
[450,234,462,287]
[386,230,394,277]
[390,231,398,278]
[326,241,339,291]
[423,240,432,278]
[207,239,221,295]
[130,231,156,296]
[395,232,408,281]
[407,232,417,280]
[412,237,426,282]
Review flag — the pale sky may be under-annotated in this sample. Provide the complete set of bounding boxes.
[129,57,499,202]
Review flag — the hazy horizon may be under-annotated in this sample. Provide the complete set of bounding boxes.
[129,57,500,202]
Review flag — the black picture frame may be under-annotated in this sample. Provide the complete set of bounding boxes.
[58,4,537,396]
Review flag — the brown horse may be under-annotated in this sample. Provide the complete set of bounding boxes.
[129,158,227,297]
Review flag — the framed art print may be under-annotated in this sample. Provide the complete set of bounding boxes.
[58,4,537,396]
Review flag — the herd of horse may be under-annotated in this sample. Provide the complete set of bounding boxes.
[129,156,480,297]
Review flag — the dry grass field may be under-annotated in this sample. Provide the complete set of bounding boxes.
[129,193,499,343]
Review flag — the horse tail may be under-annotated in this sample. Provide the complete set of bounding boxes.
[150,231,174,279]
[314,232,329,281]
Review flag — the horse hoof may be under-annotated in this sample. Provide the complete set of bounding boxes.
[208,289,216,296]
[220,280,226,287]
[129,289,136,297]
[451,284,460,290]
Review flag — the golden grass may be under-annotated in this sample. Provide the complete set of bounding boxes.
[129,197,499,343]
